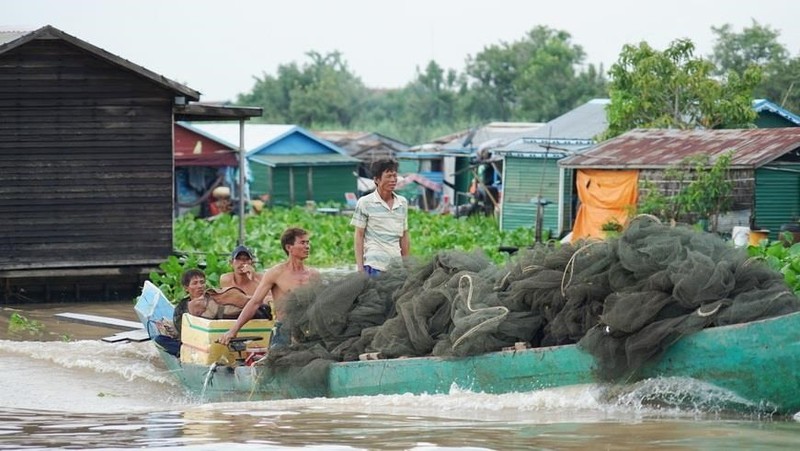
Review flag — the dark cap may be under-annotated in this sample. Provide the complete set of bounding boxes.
[231,245,254,260]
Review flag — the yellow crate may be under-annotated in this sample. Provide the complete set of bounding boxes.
[179,314,274,365]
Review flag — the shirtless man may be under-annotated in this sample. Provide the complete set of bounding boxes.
[218,227,319,347]
[220,245,262,296]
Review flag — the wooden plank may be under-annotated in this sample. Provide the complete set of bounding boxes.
[101,329,151,343]
[55,312,144,330]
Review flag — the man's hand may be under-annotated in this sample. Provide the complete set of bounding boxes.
[241,263,254,280]
[218,330,236,346]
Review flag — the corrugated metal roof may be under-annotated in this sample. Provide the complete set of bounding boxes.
[313,130,409,160]
[753,99,800,125]
[494,99,609,157]
[183,122,295,152]
[249,153,359,167]
[524,98,609,140]
[441,122,545,152]
[560,128,800,169]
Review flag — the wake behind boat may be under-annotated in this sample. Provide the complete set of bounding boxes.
[135,217,800,413]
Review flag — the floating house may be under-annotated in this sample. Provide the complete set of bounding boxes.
[560,127,800,240]
[187,123,359,207]
[0,26,260,301]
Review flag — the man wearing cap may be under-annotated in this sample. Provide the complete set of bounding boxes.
[220,245,262,296]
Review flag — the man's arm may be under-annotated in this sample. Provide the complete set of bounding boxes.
[354,227,366,272]
[218,269,275,345]
[400,229,410,257]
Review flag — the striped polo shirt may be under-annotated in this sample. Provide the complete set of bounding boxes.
[350,190,409,271]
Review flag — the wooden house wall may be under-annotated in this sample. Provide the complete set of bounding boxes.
[638,168,754,212]
[0,39,174,271]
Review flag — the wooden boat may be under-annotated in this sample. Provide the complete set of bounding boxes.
[135,281,800,414]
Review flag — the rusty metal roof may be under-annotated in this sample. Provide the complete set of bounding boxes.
[313,130,409,161]
[559,128,800,169]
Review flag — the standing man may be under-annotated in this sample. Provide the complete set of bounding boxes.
[218,227,319,347]
[220,245,262,296]
[351,158,410,277]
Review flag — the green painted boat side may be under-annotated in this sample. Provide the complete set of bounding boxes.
[161,311,800,413]
[327,344,596,397]
[643,313,800,411]
[328,312,800,413]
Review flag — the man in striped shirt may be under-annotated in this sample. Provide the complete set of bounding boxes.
[351,159,410,277]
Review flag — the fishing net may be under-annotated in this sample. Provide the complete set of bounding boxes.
[261,216,800,386]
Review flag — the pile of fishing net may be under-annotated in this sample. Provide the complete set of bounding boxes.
[263,216,800,387]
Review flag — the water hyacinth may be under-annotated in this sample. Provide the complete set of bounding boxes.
[152,207,536,301]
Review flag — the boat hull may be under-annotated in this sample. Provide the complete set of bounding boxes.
[138,281,800,413]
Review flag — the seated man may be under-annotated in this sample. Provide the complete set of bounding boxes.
[153,268,207,356]
[154,268,270,357]
[220,245,263,296]
[183,268,271,321]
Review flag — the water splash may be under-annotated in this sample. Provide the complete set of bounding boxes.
[607,376,774,417]
[0,339,178,386]
[200,362,219,401]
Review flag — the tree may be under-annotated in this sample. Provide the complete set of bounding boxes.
[236,51,365,127]
[604,39,761,139]
[463,25,607,122]
[710,20,788,76]
[684,152,734,232]
[710,20,800,115]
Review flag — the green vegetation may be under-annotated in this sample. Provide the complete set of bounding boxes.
[710,20,800,115]
[748,240,800,296]
[235,25,608,144]
[604,39,760,139]
[637,151,735,232]
[8,313,44,337]
[151,208,535,301]
[230,21,800,145]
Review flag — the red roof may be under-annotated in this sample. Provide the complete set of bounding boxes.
[560,128,800,169]
[174,123,237,167]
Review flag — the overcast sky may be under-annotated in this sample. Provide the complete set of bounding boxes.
[4,0,800,102]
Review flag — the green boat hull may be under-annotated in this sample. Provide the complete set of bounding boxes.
[160,311,800,414]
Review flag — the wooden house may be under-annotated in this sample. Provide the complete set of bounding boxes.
[440,122,544,211]
[174,122,241,217]
[0,26,260,301]
[493,99,610,236]
[491,98,800,238]
[559,128,800,240]
[187,123,359,207]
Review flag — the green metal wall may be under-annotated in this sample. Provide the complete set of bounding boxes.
[250,161,272,199]
[754,164,800,238]
[454,156,472,205]
[755,115,796,129]
[501,156,563,235]
[250,163,356,206]
[561,169,574,234]
[310,165,357,203]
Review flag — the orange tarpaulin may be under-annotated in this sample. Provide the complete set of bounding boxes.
[571,169,639,241]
